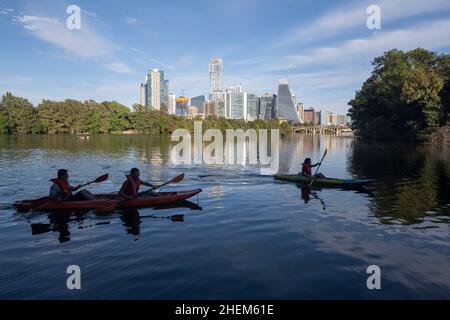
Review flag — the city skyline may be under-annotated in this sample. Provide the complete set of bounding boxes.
[139,60,349,124]
[1,0,450,115]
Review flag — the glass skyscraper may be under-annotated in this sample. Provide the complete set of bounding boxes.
[247,94,259,121]
[276,78,300,123]
[259,94,276,120]
[141,69,169,111]
[191,95,205,114]
[209,58,224,101]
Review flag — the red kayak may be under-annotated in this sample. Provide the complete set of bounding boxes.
[14,189,202,211]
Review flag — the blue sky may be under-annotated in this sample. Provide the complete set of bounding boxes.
[1,0,450,114]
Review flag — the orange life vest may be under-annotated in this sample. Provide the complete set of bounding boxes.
[50,178,73,198]
[121,175,141,197]
[302,163,312,176]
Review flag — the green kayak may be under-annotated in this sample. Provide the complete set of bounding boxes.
[274,174,375,187]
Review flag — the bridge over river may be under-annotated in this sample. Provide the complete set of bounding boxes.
[291,126,353,135]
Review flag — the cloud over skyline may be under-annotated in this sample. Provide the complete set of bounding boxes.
[0,0,450,114]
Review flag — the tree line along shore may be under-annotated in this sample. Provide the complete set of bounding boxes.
[1,48,449,143]
[0,93,293,136]
[348,48,450,143]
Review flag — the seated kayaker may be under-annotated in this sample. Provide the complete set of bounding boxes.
[300,158,326,179]
[49,169,96,201]
[118,168,158,199]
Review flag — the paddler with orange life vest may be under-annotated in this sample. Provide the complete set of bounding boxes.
[118,168,159,199]
[49,169,96,201]
[300,158,326,179]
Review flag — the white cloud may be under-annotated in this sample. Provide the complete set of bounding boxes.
[13,15,112,58]
[286,19,450,67]
[276,0,450,46]
[12,14,135,75]
[104,61,136,75]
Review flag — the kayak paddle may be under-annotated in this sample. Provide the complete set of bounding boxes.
[77,174,109,189]
[310,149,328,187]
[138,173,185,196]
[96,174,185,214]
[30,174,109,211]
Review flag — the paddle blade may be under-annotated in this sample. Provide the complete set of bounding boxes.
[94,174,109,183]
[169,215,184,222]
[170,174,185,184]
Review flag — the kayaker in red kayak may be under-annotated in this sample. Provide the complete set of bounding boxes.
[300,158,326,179]
[118,168,158,199]
[49,169,96,201]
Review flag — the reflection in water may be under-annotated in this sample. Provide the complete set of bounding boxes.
[30,210,91,243]
[209,185,225,199]
[349,142,450,224]
[1,134,450,299]
[29,200,202,242]
[299,185,327,210]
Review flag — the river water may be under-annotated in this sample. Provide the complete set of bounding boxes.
[0,134,449,299]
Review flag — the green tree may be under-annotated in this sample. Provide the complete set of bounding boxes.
[348,48,448,141]
[0,92,38,134]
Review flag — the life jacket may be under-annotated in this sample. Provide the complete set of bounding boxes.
[121,175,141,197]
[301,163,312,176]
[50,178,73,198]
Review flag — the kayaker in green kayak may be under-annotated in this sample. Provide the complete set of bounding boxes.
[118,168,159,199]
[300,158,326,179]
[49,169,96,201]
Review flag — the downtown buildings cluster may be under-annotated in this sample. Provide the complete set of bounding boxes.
[139,58,349,126]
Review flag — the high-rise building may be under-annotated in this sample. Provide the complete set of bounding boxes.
[225,86,247,120]
[247,94,259,121]
[209,58,224,101]
[217,100,226,117]
[297,103,304,123]
[161,79,169,112]
[139,84,146,106]
[176,97,189,115]
[141,69,169,111]
[168,93,176,115]
[259,94,276,120]
[191,95,205,114]
[303,107,316,124]
[205,101,218,116]
[325,111,338,126]
[276,78,300,123]
[315,111,322,125]
[337,114,350,126]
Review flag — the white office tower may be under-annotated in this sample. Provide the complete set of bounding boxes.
[209,58,224,101]
[140,69,169,111]
[168,93,176,115]
[225,86,248,121]
[149,69,161,110]
[139,83,146,106]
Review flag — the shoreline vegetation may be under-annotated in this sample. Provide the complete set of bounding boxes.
[2,48,449,143]
[0,93,293,136]
[348,48,450,144]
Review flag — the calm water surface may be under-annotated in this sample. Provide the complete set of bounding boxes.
[0,134,449,299]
